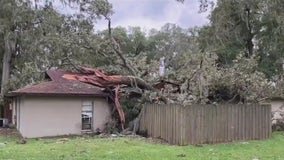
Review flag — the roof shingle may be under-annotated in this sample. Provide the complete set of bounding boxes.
[10,69,108,97]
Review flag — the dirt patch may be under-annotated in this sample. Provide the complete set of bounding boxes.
[143,137,170,145]
[123,134,170,145]
[0,128,21,138]
[95,133,170,145]
[0,129,169,145]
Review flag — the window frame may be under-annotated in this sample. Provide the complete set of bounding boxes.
[81,101,93,131]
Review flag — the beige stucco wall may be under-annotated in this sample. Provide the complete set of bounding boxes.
[270,100,284,124]
[15,96,111,138]
[92,98,112,131]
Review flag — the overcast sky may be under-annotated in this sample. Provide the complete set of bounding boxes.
[95,0,210,30]
[54,0,211,31]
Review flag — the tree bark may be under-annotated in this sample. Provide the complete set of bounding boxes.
[63,66,156,91]
[104,17,139,76]
[114,85,125,129]
[1,33,15,96]
[245,7,254,57]
[111,37,138,76]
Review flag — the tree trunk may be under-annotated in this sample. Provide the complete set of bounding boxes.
[64,67,170,103]
[63,67,157,91]
[245,7,254,57]
[1,33,15,96]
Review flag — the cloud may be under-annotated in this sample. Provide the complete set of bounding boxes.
[50,0,210,31]
[178,0,210,27]
[95,18,166,31]
[95,0,210,31]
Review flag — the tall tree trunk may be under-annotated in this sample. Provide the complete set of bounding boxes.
[1,33,15,96]
[245,7,254,57]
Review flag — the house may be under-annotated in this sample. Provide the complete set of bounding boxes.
[4,69,113,138]
[269,97,284,125]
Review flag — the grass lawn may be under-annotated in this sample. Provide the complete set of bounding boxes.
[0,132,283,160]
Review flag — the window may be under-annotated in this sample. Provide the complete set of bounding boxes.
[82,101,93,130]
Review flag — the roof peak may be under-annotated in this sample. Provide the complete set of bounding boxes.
[46,69,73,82]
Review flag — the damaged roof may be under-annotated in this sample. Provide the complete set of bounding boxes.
[9,69,109,97]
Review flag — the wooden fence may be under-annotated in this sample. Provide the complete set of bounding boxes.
[139,104,272,145]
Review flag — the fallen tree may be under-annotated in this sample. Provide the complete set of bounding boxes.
[60,18,274,134]
[62,66,167,131]
[62,66,156,90]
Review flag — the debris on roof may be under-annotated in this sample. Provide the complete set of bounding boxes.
[10,69,108,97]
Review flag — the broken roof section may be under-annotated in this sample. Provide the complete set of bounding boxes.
[9,69,109,97]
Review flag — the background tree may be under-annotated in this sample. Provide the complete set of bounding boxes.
[0,0,113,96]
[199,0,284,78]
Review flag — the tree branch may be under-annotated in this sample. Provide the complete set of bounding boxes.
[104,16,138,76]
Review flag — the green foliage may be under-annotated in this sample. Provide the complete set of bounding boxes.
[209,54,272,103]
[0,0,114,91]
[256,1,284,78]
[199,0,284,78]
[120,97,142,124]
